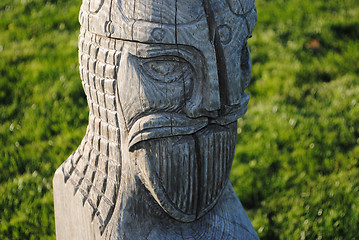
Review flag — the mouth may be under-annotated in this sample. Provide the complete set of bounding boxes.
[128,93,249,151]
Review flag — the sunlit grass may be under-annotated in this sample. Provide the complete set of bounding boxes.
[232,0,359,239]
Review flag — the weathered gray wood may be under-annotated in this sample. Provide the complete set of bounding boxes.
[54,0,259,239]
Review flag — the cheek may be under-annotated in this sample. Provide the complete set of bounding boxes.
[117,54,194,127]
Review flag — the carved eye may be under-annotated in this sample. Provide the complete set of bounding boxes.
[141,57,191,83]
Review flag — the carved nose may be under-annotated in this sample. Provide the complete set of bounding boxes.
[218,42,251,109]
[185,42,251,120]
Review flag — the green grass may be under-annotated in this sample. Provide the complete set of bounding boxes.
[1,0,358,239]
[232,0,359,239]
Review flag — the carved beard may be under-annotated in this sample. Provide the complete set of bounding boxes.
[132,121,238,222]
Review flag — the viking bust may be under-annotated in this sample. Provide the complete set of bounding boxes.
[53,0,258,239]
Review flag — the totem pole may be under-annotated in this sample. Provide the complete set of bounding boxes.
[53,0,259,239]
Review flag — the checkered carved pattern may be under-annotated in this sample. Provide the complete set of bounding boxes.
[62,28,122,233]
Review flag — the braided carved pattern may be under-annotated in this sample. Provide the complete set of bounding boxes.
[62,28,122,234]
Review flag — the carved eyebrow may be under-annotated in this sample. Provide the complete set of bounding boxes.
[128,42,204,64]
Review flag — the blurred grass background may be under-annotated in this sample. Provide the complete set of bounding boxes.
[0,0,358,239]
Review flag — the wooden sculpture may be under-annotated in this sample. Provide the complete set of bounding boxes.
[53,0,259,239]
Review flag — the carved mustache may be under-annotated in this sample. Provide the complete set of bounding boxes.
[128,113,208,151]
[128,93,249,151]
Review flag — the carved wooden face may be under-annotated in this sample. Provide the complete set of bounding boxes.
[117,26,254,222]
[115,40,239,221]
[77,0,257,225]
[113,1,256,223]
